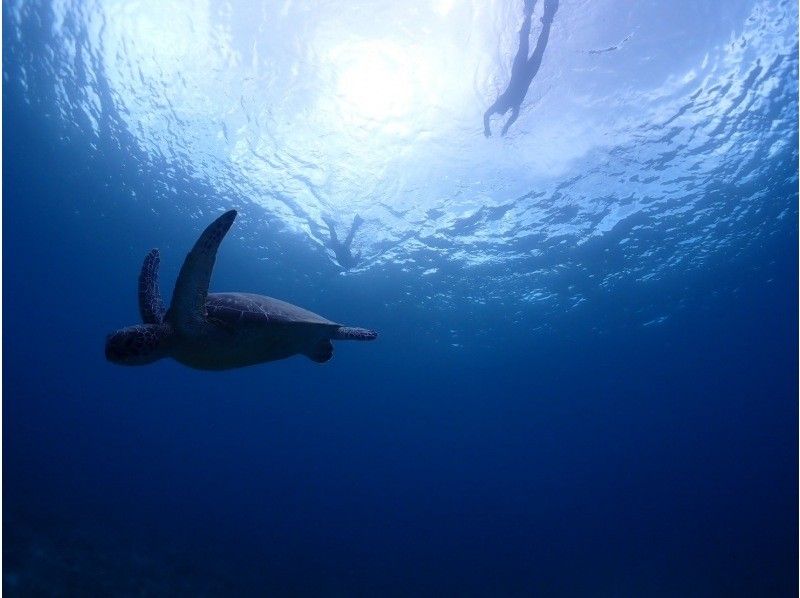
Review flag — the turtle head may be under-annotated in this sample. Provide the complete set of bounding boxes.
[105,323,172,365]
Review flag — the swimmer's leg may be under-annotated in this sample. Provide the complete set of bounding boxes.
[323,216,340,247]
[343,215,363,250]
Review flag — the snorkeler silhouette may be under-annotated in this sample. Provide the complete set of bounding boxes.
[484,0,559,137]
[324,215,364,270]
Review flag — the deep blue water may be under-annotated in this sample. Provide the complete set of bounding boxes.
[4,1,799,596]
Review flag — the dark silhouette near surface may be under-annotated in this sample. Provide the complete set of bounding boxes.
[484,0,559,137]
[587,31,634,55]
[324,215,364,269]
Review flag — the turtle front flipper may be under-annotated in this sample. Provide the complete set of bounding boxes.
[167,210,237,335]
[138,249,166,324]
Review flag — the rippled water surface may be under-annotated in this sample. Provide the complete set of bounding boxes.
[7,0,797,320]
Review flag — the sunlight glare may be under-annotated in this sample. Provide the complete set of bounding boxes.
[329,40,437,131]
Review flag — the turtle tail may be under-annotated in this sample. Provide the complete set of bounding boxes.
[333,326,378,341]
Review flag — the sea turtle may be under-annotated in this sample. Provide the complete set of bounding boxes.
[105,210,377,370]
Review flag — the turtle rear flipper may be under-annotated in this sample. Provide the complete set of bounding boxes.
[167,210,237,335]
[333,327,378,341]
[305,339,333,363]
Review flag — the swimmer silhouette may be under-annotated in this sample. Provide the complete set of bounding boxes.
[484,0,558,137]
[324,215,364,270]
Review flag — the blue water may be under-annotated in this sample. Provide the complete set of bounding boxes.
[3,0,798,595]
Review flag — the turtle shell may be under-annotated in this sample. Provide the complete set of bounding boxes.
[205,292,340,328]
